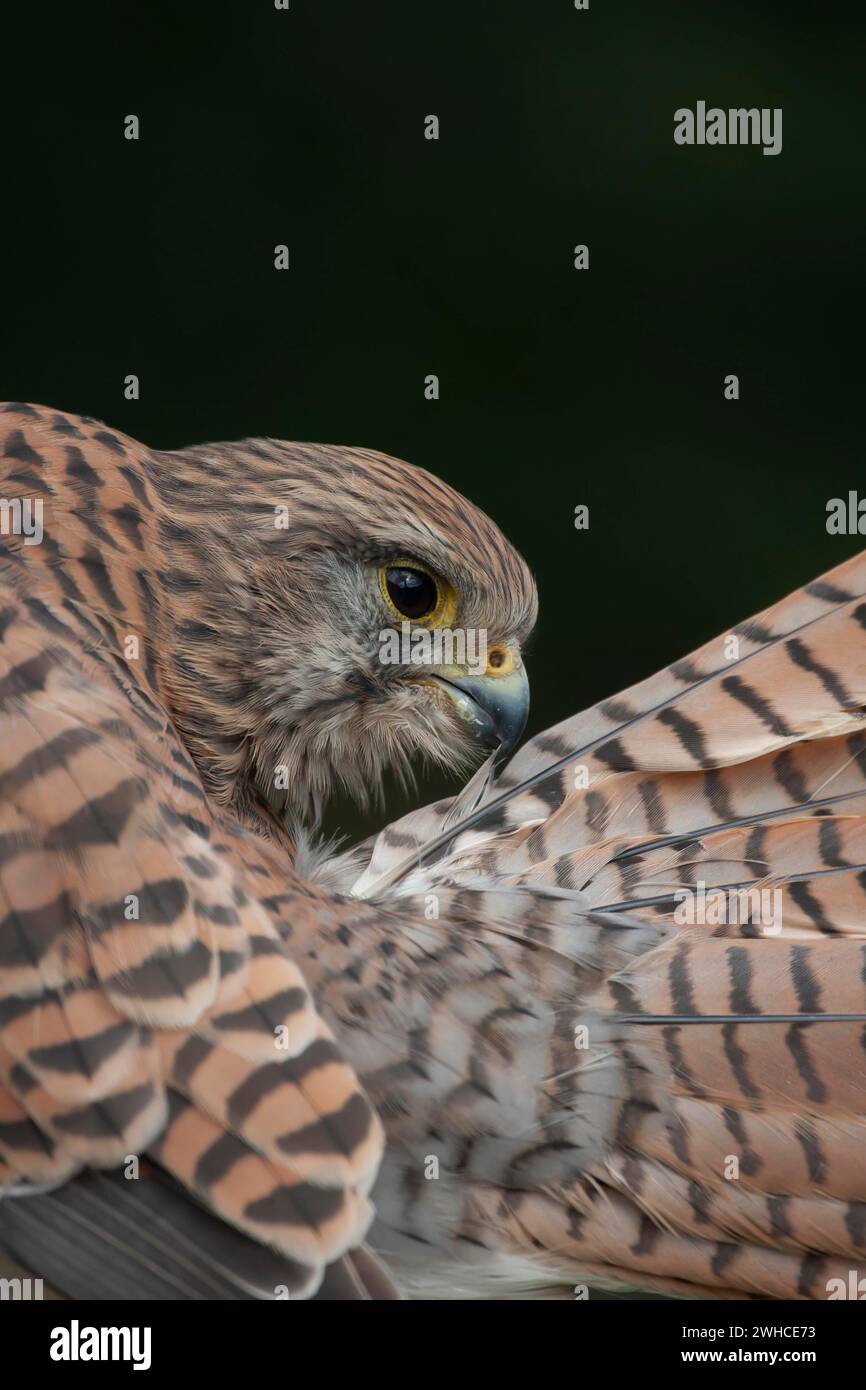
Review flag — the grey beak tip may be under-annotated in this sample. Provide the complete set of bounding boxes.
[440,666,530,766]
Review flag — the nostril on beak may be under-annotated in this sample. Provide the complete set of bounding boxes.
[484,645,518,678]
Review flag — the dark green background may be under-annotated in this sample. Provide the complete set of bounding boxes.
[3,1,863,839]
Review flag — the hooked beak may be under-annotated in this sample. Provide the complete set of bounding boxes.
[430,663,530,765]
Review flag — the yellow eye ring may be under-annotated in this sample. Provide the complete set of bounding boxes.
[378,560,455,628]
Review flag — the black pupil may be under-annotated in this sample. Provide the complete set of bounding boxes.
[386,567,437,619]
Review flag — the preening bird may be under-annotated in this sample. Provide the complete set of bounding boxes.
[0,401,864,1300]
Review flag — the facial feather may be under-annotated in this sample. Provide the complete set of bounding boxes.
[3,411,537,826]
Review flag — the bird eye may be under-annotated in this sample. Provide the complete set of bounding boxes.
[383,566,439,620]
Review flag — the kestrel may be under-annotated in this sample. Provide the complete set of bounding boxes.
[0,401,864,1300]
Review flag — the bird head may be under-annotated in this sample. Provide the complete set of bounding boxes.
[154,438,537,822]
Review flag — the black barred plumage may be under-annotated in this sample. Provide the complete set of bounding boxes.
[348,544,866,1297]
[2,402,866,1299]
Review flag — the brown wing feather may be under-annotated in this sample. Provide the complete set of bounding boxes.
[355,549,866,1298]
[0,501,382,1296]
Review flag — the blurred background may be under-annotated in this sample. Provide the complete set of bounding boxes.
[2,0,863,841]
